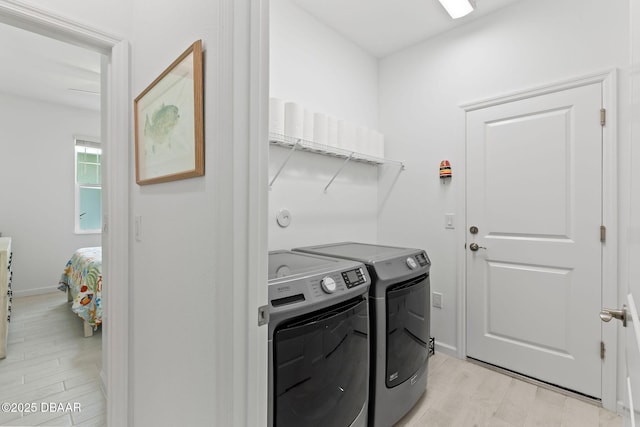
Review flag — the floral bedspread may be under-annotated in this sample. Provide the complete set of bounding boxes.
[58,247,102,328]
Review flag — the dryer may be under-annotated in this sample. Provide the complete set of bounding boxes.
[268,250,371,427]
[293,242,431,427]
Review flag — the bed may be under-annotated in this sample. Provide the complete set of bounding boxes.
[57,247,102,337]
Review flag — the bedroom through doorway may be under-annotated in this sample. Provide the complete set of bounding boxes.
[0,20,106,425]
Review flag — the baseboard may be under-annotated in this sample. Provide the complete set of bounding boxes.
[434,341,457,357]
[12,286,62,298]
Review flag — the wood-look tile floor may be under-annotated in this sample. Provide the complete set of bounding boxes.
[0,292,104,426]
[396,352,622,427]
[0,292,625,427]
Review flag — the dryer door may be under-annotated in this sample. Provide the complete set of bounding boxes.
[386,274,430,388]
[273,296,368,427]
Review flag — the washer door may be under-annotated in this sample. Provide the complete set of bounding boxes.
[386,274,429,388]
[273,296,368,427]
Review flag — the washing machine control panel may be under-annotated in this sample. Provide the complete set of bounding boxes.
[341,267,367,289]
[320,276,337,293]
[416,252,430,267]
[403,252,430,271]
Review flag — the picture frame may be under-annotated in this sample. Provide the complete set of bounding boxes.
[134,40,204,185]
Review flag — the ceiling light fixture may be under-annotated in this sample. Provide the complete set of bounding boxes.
[437,0,476,19]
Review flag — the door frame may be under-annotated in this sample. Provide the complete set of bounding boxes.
[459,70,618,410]
[0,1,131,425]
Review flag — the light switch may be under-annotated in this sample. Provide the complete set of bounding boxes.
[135,215,142,242]
[445,213,455,229]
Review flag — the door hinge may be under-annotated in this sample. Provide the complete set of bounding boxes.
[600,341,605,360]
[600,225,606,242]
[600,108,606,126]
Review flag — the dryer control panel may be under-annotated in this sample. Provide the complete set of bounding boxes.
[342,267,367,288]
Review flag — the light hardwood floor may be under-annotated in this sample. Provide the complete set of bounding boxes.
[396,352,622,427]
[0,292,104,426]
[0,292,624,427]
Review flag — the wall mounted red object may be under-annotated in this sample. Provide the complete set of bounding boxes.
[439,160,452,179]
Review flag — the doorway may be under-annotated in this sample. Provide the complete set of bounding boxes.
[0,3,130,425]
[0,24,104,424]
[464,74,616,401]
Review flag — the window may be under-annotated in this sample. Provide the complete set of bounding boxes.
[75,137,102,233]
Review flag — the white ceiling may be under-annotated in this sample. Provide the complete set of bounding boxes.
[291,0,525,58]
[0,22,101,111]
[0,0,523,111]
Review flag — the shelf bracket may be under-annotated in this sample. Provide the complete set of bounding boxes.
[324,152,354,193]
[269,140,300,188]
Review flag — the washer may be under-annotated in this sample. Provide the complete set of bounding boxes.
[293,242,431,427]
[268,250,371,427]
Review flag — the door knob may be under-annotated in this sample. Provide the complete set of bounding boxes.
[469,243,486,252]
[600,305,627,327]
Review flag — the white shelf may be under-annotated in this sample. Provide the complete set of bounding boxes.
[268,132,404,192]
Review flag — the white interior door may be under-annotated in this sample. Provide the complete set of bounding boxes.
[466,82,603,398]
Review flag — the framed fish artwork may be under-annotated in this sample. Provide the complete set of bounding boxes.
[134,40,204,185]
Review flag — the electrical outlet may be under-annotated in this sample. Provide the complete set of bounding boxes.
[432,292,443,309]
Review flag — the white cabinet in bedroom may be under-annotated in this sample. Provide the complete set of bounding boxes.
[0,237,12,359]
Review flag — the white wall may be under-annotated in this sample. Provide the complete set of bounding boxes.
[624,0,640,420]
[269,147,379,250]
[269,0,381,250]
[0,92,101,296]
[270,0,378,128]
[130,0,270,425]
[377,0,629,359]
[130,2,219,424]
